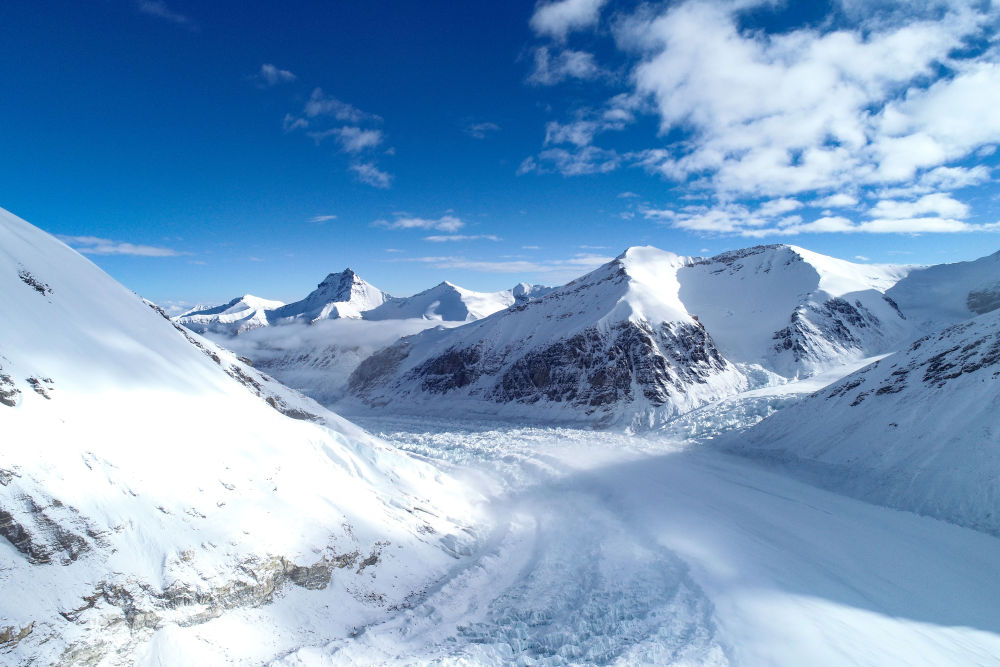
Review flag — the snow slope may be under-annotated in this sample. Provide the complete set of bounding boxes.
[886,248,1000,333]
[365,281,515,322]
[267,269,393,323]
[678,244,912,376]
[174,294,285,335]
[0,208,478,664]
[725,308,1000,536]
[276,419,1000,666]
[347,247,748,428]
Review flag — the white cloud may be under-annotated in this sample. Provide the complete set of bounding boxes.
[304,88,379,123]
[464,121,501,139]
[868,193,971,219]
[308,214,337,223]
[644,201,1000,237]
[814,193,859,208]
[335,127,384,153]
[282,113,308,132]
[855,255,870,261]
[530,0,608,41]
[136,0,193,27]
[399,252,613,274]
[528,47,606,85]
[520,146,620,176]
[59,235,184,257]
[376,215,465,232]
[350,162,392,189]
[424,234,501,242]
[258,64,296,86]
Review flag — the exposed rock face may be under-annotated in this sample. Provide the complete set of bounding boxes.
[268,269,394,323]
[348,248,748,426]
[967,281,1000,315]
[728,308,1000,536]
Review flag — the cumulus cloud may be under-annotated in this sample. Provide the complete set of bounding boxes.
[59,235,185,257]
[521,0,1000,236]
[530,0,608,41]
[258,64,296,86]
[376,215,465,232]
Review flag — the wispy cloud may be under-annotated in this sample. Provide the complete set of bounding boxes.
[528,47,607,86]
[303,88,379,123]
[283,88,393,187]
[308,214,337,223]
[257,63,296,86]
[135,0,194,28]
[375,214,464,232]
[424,234,501,242]
[351,162,392,188]
[59,235,185,257]
[464,121,501,139]
[395,252,612,274]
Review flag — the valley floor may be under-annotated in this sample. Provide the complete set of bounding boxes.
[268,416,1000,666]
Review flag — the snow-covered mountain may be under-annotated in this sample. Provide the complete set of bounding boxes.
[365,281,516,322]
[347,247,749,428]
[0,208,477,663]
[679,244,913,376]
[174,293,285,334]
[886,249,1000,333]
[267,268,392,323]
[726,308,1000,536]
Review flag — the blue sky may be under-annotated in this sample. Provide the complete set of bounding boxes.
[2,0,999,309]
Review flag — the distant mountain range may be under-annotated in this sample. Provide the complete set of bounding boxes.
[176,270,553,335]
[178,243,1000,429]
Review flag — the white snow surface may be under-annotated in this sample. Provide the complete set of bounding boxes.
[678,244,912,375]
[267,269,393,323]
[886,248,1000,333]
[365,282,515,322]
[175,294,286,335]
[0,207,480,663]
[724,307,1000,536]
[273,417,1000,666]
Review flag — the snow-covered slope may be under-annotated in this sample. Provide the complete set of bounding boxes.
[886,249,1000,333]
[267,268,393,323]
[725,308,1000,536]
[174,294,285,334]
[365,281,515,322]
[0,208,477,663]
[678,245,912,376]
[347,247,749,428]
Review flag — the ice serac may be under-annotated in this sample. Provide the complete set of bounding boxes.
[348,247,748,428]
[268,268,393,323]
[679,244,913,377]
[173,294,285,334]
[726,308,1000,536]
[365,281,515,322]
[0,207,475,664]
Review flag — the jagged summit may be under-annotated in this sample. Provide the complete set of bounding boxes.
[268,268,393,323]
